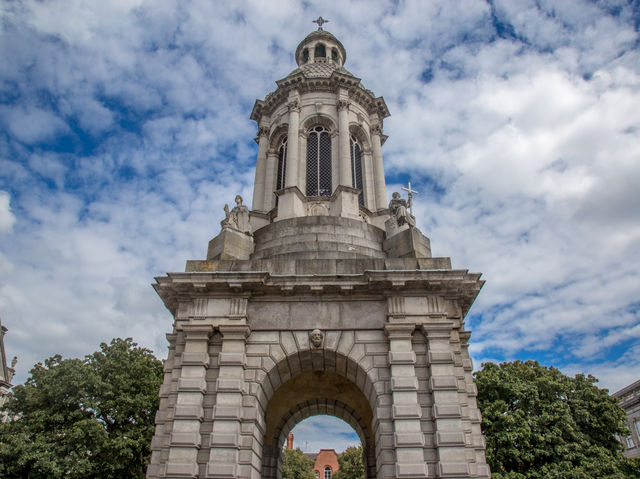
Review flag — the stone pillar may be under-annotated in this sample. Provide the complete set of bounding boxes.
[337,98,352,188]
[285,97,300,189]
[385,323,428,479]
[252,126,269,212]
[147,333,178,479]
[422,321,470,478]
[370,124,387,211]
[206,324,251,479]
[263,148,277,210]
[165,325,212,479]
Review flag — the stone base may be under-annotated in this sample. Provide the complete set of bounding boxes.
[207,228,254,261]
[383,227,431,258]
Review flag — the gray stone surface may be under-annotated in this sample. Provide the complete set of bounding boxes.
[148,26,489,479]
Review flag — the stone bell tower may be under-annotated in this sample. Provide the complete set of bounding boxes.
[147,22,491,479]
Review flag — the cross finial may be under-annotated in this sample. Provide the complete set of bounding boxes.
[401,181,419,216]
[312,16,329,30]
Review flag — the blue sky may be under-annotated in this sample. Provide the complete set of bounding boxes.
[1,0,639,453]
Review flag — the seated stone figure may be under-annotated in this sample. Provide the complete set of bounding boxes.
[221,195,252,235]
[388,191,416,228]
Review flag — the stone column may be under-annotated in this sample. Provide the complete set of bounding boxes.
[370,124,387,211]
[165,324,212,478]
[263,148,277,210]
[385,323,428,479]
[285,97,300,189]
[422,321,470,478]
[252,126,269,212]
[206,324,251,479]
[337,99,352,188]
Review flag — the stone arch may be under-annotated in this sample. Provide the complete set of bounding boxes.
[272,398,376,479]
[349,123,371,149]
[302,114,336,133]
[256,338,386,479]
[269,124,289,150]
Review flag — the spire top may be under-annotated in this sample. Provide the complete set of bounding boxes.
[312,16,329,30]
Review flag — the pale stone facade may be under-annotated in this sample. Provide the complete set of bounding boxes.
[147,27,490,479]
[0,316,16,408]
[613,379,640,458]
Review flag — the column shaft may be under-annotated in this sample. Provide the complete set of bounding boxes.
[385,323,428,479]
[206,325,252,479]
[164,325,212,478]
[371,125,387,210]
[285,99,300,188]
[263,149,277,210]
[338,99,351,188]
[251,126,269,212]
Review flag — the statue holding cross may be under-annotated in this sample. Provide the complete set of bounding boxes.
[312,16,329,30]
[389,182,418,228]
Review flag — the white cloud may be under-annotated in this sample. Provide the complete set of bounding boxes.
[0,191,16,234]
[0,0,639,439]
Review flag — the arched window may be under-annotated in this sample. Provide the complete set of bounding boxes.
[331,48,338,62]
[276,136,287,191]
[303,48,309,63]
[306,126,332,197]
[324,466,332,479]
[315,43,326,58]
[314,472,319,479]
[350,135,363,205]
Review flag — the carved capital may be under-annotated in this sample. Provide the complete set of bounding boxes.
[371,124,383,136]
[287,100,301,113]
[257,126,270,138]
[337,99,351,112]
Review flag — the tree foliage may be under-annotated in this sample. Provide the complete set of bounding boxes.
[474,360,640,479]
[282,447,315,479]
[0,338,163,479]
[333,446,364,479]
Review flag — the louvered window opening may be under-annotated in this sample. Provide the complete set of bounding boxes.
[274,136,287,206]
[306,126,332,197]
[350,135,364,205]
[276,137,287,190]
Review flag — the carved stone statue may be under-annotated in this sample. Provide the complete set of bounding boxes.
[309,329,324,349]
[221,195,252,235]
[388,191,416,228]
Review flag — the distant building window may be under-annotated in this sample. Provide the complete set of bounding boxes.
[324,466,332,479]
[303,48,309,63]
[627,435,635,448]
[315,43,326,58]
[635,420,640,437]
[277,136,287,191]
[331,48,338,61]
[350,135,363,205]
[306,126,332,197]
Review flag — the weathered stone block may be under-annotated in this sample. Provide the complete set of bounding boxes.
[207,228,255,261]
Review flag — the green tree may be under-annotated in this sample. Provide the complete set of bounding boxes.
[474,360,640,479]
[333,445,364,479]
[0,338,163,479]
[282,447,315,479]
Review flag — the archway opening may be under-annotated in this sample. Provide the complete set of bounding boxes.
[262,370,376,479]
[288,415,361,479]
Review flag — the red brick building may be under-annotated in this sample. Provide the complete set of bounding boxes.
[286,432,340,478]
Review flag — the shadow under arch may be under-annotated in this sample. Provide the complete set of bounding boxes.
[260,349,380,479]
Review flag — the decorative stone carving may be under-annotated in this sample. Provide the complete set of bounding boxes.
[309,329,324,349]
[221,195,252,235]
[287,99,300,113]
[257,126,270,137]
[388,191,416,228]
[337,99,350,111]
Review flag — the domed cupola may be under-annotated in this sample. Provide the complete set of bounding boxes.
[249,19,393,238]
[294,29,347,68]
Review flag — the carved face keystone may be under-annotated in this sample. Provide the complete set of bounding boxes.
[309,329,324,348]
